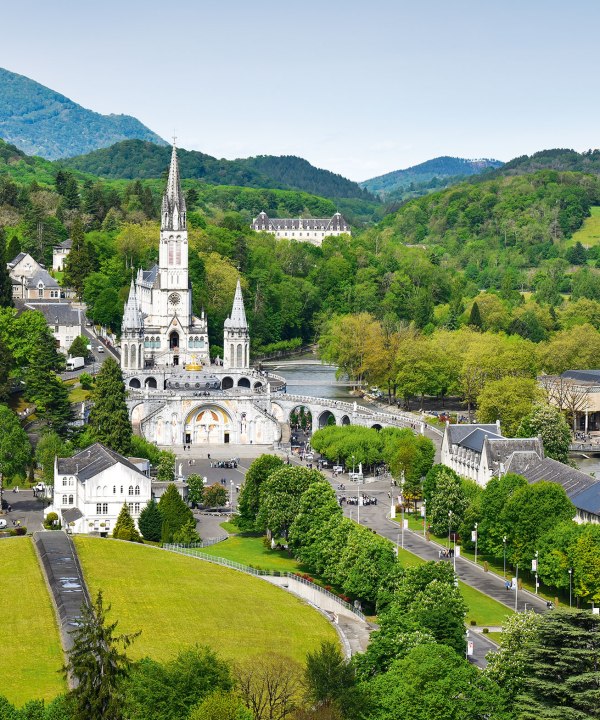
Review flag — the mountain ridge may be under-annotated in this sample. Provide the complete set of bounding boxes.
[0,67,166,160]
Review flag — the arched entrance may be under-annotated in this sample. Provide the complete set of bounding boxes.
[341,415,351,425]
[318,410,336,429]
[371,423,382,431]
[129,378,141,389]
[221,376,234,390]
[145,377,157,388]
[238,377,251,388]
[289,405,312,433]
[185,405,233,445]
[169,331,179,350]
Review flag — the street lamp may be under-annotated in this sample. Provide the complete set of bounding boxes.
[229,480,234,510]
[421,498,427,537]
[503,536,507,579]
[568,568,573,608]
[448,510,453,550]
[515,564,519,613]
[533,551,539,595]
[473,522,478,566]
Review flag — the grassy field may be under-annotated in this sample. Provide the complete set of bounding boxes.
[201,535,303,573]
[0,538,65,706]
[75,537,337,666]
[567,206,600,247]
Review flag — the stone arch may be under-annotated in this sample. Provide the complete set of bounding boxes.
[129,378,141,389]
[170,330,179,350]
[371,423,383,431]
[238,377,251,388]
[221,376,234,390]
[145,377,157,388]
[185,404,234,445]
[270,403,285,422]
[341,415,351,426]
[289,405,313,432]
[318,410,336,429]
[254,381,263,389]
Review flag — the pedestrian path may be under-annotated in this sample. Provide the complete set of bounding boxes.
[34,532,90,654]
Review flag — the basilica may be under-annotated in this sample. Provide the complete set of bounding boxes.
[122,146,283,447]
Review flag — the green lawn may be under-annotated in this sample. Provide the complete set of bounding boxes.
[75,537,337,666]
[200,535,302,573]
[67,386,90,403]
[486,632,503,645]
[0,538,65,706]
[567,206,600,247]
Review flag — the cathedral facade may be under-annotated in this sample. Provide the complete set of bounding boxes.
[122,147,282,447]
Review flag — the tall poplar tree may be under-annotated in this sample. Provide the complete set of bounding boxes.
[63,217,95,298]
[0,229,14,308]
[88,358,132,454]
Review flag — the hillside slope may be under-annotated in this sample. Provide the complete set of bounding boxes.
[0,67,166,159]
[484,148,600,178]
[361,156,503,197]
[60,140,371,200]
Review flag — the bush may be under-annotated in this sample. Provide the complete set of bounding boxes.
[11,527,27,535]
[79,372,94,390]
[470,619,477,626]
[482,627,489,634]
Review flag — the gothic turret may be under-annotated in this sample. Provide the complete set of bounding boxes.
[121,279,144,371]
[223,280,250,370]
[161,145,187,231]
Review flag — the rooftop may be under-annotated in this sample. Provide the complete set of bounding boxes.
[57,443,146,482]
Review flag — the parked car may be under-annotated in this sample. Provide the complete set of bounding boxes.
[0,519,7,529]
[333,465,344,473]
[97,345,105,353]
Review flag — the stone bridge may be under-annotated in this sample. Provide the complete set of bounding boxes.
[269,393,434,439]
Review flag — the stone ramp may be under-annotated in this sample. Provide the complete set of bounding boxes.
[34,532,90,653]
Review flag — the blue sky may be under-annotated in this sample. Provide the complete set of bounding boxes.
[2,0,599,180]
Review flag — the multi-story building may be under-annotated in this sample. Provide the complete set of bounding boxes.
[251,211,351,246]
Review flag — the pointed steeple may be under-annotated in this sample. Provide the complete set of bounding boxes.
[122,278,143,330]
[161,144,187,231]
[224,279,247,329]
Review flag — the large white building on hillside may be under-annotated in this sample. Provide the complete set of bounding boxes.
[251,211,351,246]
[122,147,283,447]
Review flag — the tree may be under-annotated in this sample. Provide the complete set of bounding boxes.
[35,430,71,483]
[0,229,13,308]
[28,372,72,437]
[188,691,252,720]
[237,454,283,531]
[0,405,32,481]
[236,655,301,720]
[187,474,205,507]
[519,608,600,719]
[288,483,342,569]
[123,645,233,720]
[517,403,572,463]
[63,218,96,298]
[172,517,201,544]
[303,641,356,715]
[478,472,528,559]
[501,481,575,566]
[138,499,162,542]
[468,300,483,329]
[64,590,139,720]
[203,483,227,508]
[113,503,141,542]
[156,451,176,483]
[484,610,542,703]
[256,466,324,538]
[69,335,91,360]
[428,467,468,537]
[88,358,132,454]
[0,338,12,402]
[477,376,543,436]
[158,484,194,543]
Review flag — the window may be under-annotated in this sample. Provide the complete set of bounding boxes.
[128,486,133,495]
[68,495,74,505]
[96,503,102,514]
[120,486,123,494]
[113,486,116,494]
[96,485,101,495]
[134,503,140,514]
[134,485,140,496]
[63,495,68,505]
[39,287,44,298]
[128,503,134,514]
[102,503,108,514]
[62,478,67,487]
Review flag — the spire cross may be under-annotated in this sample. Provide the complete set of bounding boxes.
[172,132,177,147]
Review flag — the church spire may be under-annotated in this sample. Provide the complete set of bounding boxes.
[226,279,247,329]
[122,278,143,330]
[161,144,187,231]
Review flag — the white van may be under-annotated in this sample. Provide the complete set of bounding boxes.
[0,519,7,530]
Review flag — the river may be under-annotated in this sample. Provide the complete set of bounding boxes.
[263,356,356,401]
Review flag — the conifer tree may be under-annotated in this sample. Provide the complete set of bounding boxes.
[469,300,483,329]
[138,498,162,542]
[63,217,95,298]
[113,503,141,542]
[64,590,139,720]
[158,484,194,543]
[6,234,20,262]
[0,229,13,308]
[88,358,132,454]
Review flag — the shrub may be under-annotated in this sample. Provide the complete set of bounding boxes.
[482,627,489,634]
[79,372,94,390]
[470,619,477,626]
